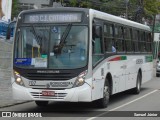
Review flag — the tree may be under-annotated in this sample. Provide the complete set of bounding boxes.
[69,0,78,7]
[100,0,123,15]
[49,0,65,6]
[11,0,20,20]
[80,0,92,8]
[154,23,160,32]
[68,0,91,8]
[49,0,160,27]
[98,0,138,20]
[143,0,160,40]
[144,0,160,16]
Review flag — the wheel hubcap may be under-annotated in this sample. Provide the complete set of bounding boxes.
[137,75,140,91]
[104,85,109,100]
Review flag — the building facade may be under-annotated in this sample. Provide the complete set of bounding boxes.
[18,0,50,11]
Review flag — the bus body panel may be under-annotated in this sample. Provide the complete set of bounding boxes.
[12,77,92,102]
[91,54,153,99]
[89,9,152,101]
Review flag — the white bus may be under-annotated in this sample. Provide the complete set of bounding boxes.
[11,7,153,108]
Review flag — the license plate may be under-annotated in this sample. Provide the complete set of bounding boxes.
[42,91,55,96]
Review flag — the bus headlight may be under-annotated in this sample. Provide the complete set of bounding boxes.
[73,70,87,87]
[14,71,25,86]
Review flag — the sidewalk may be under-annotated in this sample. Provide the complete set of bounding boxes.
[0,77,30,108]
[0,39,29,108]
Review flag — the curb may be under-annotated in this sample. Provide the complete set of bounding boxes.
[0,101,32,108]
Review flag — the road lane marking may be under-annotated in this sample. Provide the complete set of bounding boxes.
[87,89,158,120]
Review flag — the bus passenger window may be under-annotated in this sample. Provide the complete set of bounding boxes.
[115,25,125,52]
[132,29,139,52]
[104,23,114,52]
[93,38,102,54]
[146,32,152,52]
[92,24,103,66]
[124,28,132,52]
[139,31,146,52]
[92,26,103,54]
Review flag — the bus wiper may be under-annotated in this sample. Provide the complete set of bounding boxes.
[31,24,40,45]
[53,23,72,55]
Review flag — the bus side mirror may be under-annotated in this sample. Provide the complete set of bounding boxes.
[6,27,11,40]
[92,25,102,40]
[6,21,16,40]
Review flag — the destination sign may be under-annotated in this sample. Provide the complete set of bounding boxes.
[24,13,82,23]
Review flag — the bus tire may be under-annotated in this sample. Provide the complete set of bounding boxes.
[35,101,48,107]
[96,79,110,108]
[156,73,159,77]
[132,72,141,94]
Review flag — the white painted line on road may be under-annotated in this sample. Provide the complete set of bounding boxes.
[108,89,158,111]
[87,89,158,120]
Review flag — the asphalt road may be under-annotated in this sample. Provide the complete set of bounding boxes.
[0,76,160,120]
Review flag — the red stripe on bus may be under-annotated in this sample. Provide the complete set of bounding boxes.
[109,57,121,61]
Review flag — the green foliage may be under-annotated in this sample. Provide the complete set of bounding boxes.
[100,0,136,18]
[144,0,160,16]
[66,0,160,31]
[11,0,20,20]
[154,23,160,32]
[80,0,92,8]
[69,0,91,8]
[143,0,160,32]
[100,0,122,15]
[69,0,78,7]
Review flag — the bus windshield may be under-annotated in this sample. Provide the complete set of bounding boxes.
[14,25,88,69]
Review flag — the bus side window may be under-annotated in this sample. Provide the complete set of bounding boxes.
[92,22,103,66]
[132,29,139,52]
[115,25,125,52]
[139,31,146,52]
[92,25,103,54]
[104,23,114,52]
[124,27,132,52]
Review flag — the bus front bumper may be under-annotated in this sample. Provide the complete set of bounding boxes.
[12,82,92,102]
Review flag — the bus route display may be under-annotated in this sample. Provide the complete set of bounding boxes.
[23,12,82,23]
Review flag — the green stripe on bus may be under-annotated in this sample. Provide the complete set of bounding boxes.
[145,56,153,62]
[121,56,127,60]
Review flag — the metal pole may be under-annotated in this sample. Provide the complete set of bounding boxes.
[125,0,129,19]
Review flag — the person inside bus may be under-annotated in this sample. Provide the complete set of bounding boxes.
[67,34,86,62]
[112,45,116,53]
[50,31,87,68]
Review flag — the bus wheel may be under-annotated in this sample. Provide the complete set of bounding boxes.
[132,72,141,94]
[35,101,48,107]
[97,79,110,108]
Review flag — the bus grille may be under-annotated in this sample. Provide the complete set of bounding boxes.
[30,92,67,100]
[25,73,73,80]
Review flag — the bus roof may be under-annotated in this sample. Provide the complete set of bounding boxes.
[19,7,150,31]
[90,9,151,31]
